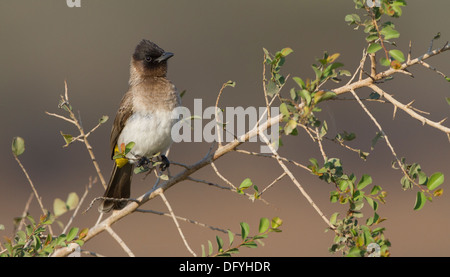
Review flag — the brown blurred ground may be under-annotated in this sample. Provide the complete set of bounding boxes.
[0,0,449,257]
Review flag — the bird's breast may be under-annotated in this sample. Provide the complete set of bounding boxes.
[118,109,176,161]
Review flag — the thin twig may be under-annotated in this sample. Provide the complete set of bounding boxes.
[47,81,107,189]
[234,149,312,172]
[260,133,335,231]
[262,51,271,118]
[135,208,232,235]
[210,161,237,190]
[44,112,75,124]
[349,88,409,180]
[370,85,450,136]
[105,226,135,257]
[187,176,271,205]
[13,154,53,235]
[17,193,34,232]
[159,192,197,257]
[315,127,327,162]
[260,172,287,195]
[62,177,96,234]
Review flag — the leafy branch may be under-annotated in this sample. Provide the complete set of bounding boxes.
[203,217,283,257]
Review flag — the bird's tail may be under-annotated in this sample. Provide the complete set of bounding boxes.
[98,163,133,213]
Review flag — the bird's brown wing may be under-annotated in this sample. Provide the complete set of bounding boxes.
[110,91,133,158]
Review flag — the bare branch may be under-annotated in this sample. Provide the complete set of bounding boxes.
[46,81,107,189]
[105,226,135,257]
[135,208,233,235]
[210,161,237,190]
[13,154,53,235]
[159,192,197,257]
[369,85,450,136]
[62,177,96,234]
[260,133,335,231]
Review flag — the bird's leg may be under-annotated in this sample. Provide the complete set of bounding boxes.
[160,155,170,171]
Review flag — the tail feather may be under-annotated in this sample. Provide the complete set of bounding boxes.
[98,163,133,213]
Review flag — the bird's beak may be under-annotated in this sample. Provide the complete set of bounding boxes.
[155,52,174,62]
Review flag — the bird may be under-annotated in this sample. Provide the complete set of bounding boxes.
[98,39,180,213]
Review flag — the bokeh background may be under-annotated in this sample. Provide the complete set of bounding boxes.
[1,0,449,257]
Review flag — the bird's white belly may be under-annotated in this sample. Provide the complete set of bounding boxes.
[118,110,174,162]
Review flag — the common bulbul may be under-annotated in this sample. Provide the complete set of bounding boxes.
[98,40,180,213]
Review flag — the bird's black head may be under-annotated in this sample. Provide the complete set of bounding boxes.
[132,40,174,77]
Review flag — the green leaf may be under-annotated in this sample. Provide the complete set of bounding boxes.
[314,91,336,104]
[242,241,258,248]
[293,77,306,89]
[346,247,364,257]
[371,132,384,150]
[380,57,390,67]
[370,185,381,195]
[225,80,236,88]
[330,212,339,225]
[367,43,382,54]
[60,132,73,146]
[413,191,427,211]
[323,62,344,77]
[299,89,312,106]
[427,172,444,191]
[446,97,450,106]
[312,64,323,81]
[280,47,293,57]
[226,248,240,254]
[98,115,109,124]
[364,196,378,211]
[266,80,279,97]
[78,228,89,239]
[389,49,405,63]
[380,26,400,40]
[284,119,297,135]
[124,142,135,155]
[239,178,253,190]
[216,235,224,252]
[74,239,84,247]
[271,216,283,229]
[339,69,351,76]
[345,13,361,25]
[279,103,289,118]
[208,240,213,256]
[201,244,206,257]
[227,230,234,247]
[357,174,373,190]
[66,227,79,242]
[66,192,79,210]
[53,198,68,217]
[433,32,441,40]
[366,34,379,43]
[12,137,25,156]
[258,217,270,233]
[240,222,250,240]
[289,88,297,100]
[56,234,67,246]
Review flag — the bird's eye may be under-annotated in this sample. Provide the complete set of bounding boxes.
[145,55,152,62]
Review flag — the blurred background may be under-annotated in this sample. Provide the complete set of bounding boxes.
[0,0,449,257]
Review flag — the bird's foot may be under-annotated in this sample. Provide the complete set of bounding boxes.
[136,156,151,167]
[160,155,170,171]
